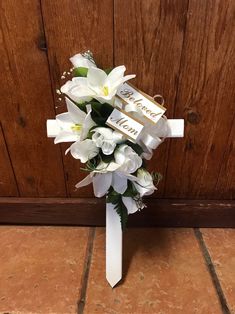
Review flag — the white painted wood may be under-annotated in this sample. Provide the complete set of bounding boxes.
[106,202,122,288]
[167,119,184,138]
[46,120,60,138]
[46,119,184,138]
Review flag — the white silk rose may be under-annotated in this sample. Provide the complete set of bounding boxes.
[114,144,142,173]
[92,127,123,155]
[69,53,96,69]
[133,168,156,196]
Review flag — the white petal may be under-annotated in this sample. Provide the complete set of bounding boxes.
[111,74,136,92]
[71,77,94,90]
[101,141,116,155]
[92,95,115,105]
[60,80,74,94]
[69,139,99,163]
[80,107,96,140]
[106,66,126,87]
[93,173,112,197]
[106,162,121,172]
[65,97,86,124]
[114,145,127,165]
[112,131,124,143]
[70,53,96,68]
[75,173,93,189]
[87,67,107,92]
[63,78,94,103]
[122,197,139,214]
[56,112,73,130]
[54,131,79,144]
[112,172,128,194]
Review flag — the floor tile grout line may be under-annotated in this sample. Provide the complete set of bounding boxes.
[77,227,96,314]
[194,228,231,314]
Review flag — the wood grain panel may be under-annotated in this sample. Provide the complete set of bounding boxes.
[0,197,234,227]
[41,0,114,197]
[0,0,66,197]
[215,119,235,199]
[0,124,18,196]
[165,0,235,199]
[114,0,188,196]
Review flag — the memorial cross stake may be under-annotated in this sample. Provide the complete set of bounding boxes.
[47,117,184,287]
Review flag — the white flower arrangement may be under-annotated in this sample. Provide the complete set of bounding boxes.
[47,51,184,287]
[50,51,169,229]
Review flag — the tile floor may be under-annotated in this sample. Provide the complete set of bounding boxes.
[0,226,234,314]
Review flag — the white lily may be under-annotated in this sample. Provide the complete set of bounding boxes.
[70,52,96,69]
[54,97,96,144]
[74,165,141,214]
[86,66,135,104]
[61,66,135,105]
[76,164,138,196]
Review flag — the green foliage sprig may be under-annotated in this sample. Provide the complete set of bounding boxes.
[107,181,139,230]
[107,188,128,231]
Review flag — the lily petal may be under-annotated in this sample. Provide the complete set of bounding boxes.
[93,173,112,197]
[75,173,94,189]
[54,131,79,144]
[56,112,74,131]
[112,172,128,194]
[87,67,107,93]
[112,74,136,91]
[122,197,139,214]
[106,65,126,87]
[65,97,86,124]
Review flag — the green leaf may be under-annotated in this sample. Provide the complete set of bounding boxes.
[75,102,87,113]
[123,180,138,197]
[90,102,114,126]
[114,200,128,230]
[73,67,88,77]
[104,68,113,75]
[107,193,120,205]
[107,187,119,204]
[100,151,114,163]
[125,140,143,155]
[107,188,129,230]
[86,126,98,139]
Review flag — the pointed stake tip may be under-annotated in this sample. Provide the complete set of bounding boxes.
[106,276,122,288]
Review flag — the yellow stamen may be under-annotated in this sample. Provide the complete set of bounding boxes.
[102,86,109,96]
[71,124,82,132]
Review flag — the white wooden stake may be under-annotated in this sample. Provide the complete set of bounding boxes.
[106,201,122,287]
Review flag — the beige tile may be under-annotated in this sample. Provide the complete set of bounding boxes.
[201,228,235,313]
[0,226,89,314]
[84,228,222,314]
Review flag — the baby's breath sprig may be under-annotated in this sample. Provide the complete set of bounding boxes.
[81,50,96,66]
[151,171,163,186]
